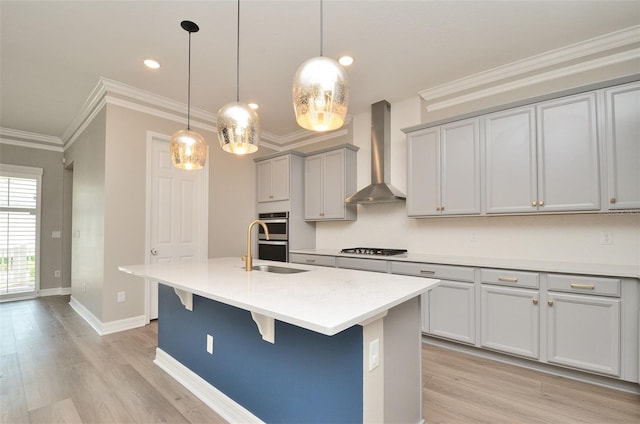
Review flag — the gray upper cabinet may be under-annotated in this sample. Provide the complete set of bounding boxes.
[536,93,600,212]
[484,107,537,214]
[484,92,600,214]
[257,154,290,203]
[604,82,640,210]
[304,146,357,221]
[407,118,481,216]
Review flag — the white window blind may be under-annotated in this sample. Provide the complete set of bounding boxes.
[0,175,38,295]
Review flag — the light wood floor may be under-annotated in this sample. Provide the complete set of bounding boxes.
[1,296,639,424]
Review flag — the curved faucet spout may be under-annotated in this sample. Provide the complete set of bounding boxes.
[245,220,269,271]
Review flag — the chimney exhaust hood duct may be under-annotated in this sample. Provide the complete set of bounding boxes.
[345,100,406,204]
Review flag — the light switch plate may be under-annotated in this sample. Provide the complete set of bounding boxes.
[206,334,213,354]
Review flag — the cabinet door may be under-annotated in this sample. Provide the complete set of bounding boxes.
[270,155,290,201]
[536,93,600,212]
[484,107,538,214]
[427,281,476,344]
[407,128,440,216]
[546,292,620,376]
[480,285,539,359]
[441,119,481,215]
[605,82,640,210]
[321,149,346,219]
[304,154,324,219]
[256,160,273,203]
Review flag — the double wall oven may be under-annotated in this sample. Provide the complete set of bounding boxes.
[257,212,289,262]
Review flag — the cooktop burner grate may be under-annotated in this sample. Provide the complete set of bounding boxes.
[340,247,408,256]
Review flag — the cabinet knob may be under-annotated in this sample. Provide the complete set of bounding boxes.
[269,195,274,199]
[610,197,616,204]
[440,206,445,211]
[538,200,544,206]
[532,298,538,305]
[319,212,325,216]
[531,201,537,207]
[548,299,554,307]
[435,206,441,211]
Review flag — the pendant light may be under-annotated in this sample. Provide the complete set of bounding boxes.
[217,0,260,155]
[292,0,349,132]
[169,21,207,170]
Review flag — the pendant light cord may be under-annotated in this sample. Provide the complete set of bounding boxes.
[187,31,192,130]
[319,0,323,56]
[236,0,240,102]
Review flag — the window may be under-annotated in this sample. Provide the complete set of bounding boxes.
[0,165,42,299]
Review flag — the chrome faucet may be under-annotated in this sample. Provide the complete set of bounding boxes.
[244,219,270,271]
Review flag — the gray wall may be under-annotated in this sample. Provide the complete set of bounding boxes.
[0,143,65,292]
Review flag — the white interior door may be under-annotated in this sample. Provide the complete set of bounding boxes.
[146,134,208,320]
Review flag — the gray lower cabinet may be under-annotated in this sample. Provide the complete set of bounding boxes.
[289,253,336,267]
[604,81,640,210]
[546,274,621,376]
[390,261,476,343]
[290,253,639,383]
[480,284,540,360]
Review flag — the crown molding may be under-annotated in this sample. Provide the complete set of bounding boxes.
[419,25,640,110]
[0,128,64,152]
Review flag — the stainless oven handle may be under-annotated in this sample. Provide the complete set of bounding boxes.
[258,240,288,246]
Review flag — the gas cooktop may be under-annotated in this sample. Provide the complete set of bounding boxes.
[340,247,408,256]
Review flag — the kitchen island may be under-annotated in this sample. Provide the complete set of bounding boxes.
[119,257,439,423]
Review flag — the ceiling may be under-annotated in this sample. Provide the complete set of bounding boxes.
[1,0,639,148]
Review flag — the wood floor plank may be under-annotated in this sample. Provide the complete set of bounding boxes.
[0,352,29,424]
[29,397,83,424]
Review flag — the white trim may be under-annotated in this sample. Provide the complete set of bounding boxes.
[0,164,43,176]
[0,128,62,145]
[64,96,107,151]
[154,348,264,424]
[69,296,146,335]
[39,287,72,297]
[426,48,640,112]
[0,138,64,152]
[419,25,640,102]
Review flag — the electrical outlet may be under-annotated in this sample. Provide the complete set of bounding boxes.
[54,270,61,278]
[601,231,613,245]
[206,334,214,354]
[117,291,125,302]
[470,232,479,243]
[369,339,379,371]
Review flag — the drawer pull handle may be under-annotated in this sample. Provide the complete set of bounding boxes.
[532,298,538,305]
[498,276,518,282]
[570,283,595,290]
[420,270,436,275]
[305,259,316,263]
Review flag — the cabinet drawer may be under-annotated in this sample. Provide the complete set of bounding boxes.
[289,254,335,268]
[390,261,474,282]
[547,274,620,297]
[336,257,388,273]
[481,268,539,289]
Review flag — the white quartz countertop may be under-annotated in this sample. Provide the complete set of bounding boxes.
[290,249,640,279]
[119,257,439,336]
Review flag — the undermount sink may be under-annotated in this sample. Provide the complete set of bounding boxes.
[252,265,309,274]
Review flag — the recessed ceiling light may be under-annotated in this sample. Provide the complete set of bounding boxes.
[338,56,354,66]
[248,103,259,110]
[144,59,161,69]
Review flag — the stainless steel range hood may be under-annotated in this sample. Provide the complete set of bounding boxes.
[345,100,406,204]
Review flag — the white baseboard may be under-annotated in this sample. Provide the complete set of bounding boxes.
[154,348,264,424]
[69,296,146,336]
[39,287,72,297]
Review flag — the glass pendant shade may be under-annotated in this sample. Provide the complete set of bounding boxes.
[169,129,207,170]
[292,56,349,132]
[217,102,260,155]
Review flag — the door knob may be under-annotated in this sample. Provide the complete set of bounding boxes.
[151,248,158,256]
